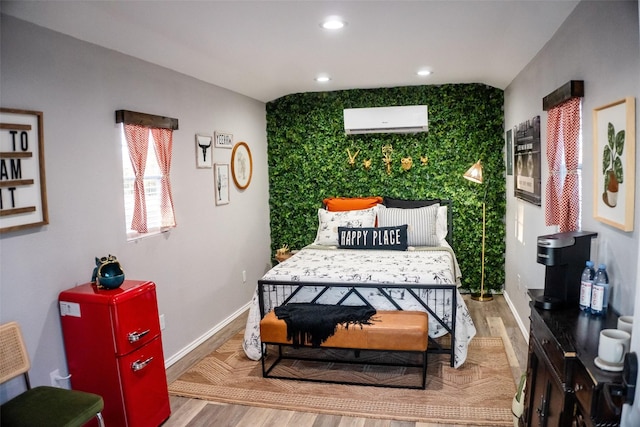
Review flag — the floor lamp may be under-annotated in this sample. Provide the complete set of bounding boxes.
[463,160,493,302]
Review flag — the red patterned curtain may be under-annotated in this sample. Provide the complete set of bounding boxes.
[545,97,582,232]
[558,98,581,232]
[545,108,563,226]
[150,128,176,228]
[124,124,149,233]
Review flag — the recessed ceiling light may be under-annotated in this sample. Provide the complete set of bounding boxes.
[315,76,331,83]
[321,17,346,30]
[417,70,433,76]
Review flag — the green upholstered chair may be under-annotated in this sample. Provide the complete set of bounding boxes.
[0,321,105,427]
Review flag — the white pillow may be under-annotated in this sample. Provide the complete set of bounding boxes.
[313,207,378,246]
[377,204,440,246]
[436,206,448,243]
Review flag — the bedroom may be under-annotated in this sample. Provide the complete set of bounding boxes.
[0,0,639,425]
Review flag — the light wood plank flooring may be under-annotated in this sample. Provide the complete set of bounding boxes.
[163,294,529,427]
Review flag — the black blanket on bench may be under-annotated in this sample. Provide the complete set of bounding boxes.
[274,303,377,347]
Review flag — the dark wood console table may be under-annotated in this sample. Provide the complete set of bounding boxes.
[522,290,624,427]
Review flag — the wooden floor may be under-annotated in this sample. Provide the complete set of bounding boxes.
[163,294,529,427]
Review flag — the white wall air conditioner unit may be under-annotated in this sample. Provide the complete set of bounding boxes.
[343,105,428,135]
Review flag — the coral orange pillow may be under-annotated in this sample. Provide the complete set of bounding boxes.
[323,196,383,212]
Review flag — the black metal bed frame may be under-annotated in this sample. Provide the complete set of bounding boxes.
[258,280,457,368]
[256,199,457,387]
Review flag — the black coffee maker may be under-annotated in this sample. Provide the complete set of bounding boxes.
[535,231,598,310]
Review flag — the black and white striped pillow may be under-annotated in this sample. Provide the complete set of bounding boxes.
[377,204,440,246]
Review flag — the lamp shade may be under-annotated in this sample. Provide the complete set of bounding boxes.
[463,160,483,184]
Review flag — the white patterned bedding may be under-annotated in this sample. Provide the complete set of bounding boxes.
[242,245,476,368]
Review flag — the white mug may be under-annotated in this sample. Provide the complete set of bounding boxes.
[598,328,631,365]
[617,315,633,335]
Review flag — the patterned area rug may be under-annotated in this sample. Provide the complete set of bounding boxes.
[168,333,516,425]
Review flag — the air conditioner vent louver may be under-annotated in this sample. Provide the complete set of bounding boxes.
[343,105,428,135]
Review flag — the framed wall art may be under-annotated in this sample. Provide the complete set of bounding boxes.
[593,97,635,231]
[214,131,233,149]
[514,116,542,205]
[0,108,49,233]
[195,134,213,168]
[231,141,253,190]
[214,163,230,205]
[505,128,513,176]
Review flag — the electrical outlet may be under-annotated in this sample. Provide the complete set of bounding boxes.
[159,314,166,330]
[242,270,247,284]
[50,369,61,387]
[49,369,71,388]
[517,274,522,291]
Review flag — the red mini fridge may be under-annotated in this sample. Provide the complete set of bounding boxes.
[59,280,171,427]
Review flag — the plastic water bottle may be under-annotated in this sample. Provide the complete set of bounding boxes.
[590,264,610,316]
[579,261,595,312]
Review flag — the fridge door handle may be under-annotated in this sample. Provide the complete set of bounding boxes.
[131,356,154,372]
[128,329,151,343]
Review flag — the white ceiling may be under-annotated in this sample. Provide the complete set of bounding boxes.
[1,0,579,102]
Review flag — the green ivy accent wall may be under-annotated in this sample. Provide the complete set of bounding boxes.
[266,84,506,293]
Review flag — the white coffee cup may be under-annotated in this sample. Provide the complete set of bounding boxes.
[617,315,633,335]
[598,328,631,365]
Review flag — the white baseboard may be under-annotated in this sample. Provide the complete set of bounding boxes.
[164,301,251,368]
[503,290,529,344]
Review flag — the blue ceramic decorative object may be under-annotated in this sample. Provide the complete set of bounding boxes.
[92,255,125,289]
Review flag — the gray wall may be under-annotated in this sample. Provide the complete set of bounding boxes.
[0,14,271,398]
[504,1,640,422]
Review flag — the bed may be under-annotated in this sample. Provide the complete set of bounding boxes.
[242,198,477,369]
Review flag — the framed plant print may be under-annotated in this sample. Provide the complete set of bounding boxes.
[214,131,233,149]
[0,108,49,233]
[214,163,230,205]
[593,97,635,231]
[231,141,253,190]
[195,134,213,168]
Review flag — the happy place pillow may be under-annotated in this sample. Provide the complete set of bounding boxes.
[312,207,378,246]
[377,204,440,246]
[338,225,408,251]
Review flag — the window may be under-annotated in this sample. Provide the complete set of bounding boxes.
[116,110,178,240]
[545,97,582,232]
[121,127,165,239]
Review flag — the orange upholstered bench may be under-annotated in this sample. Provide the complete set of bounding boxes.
[259,309,429,389]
